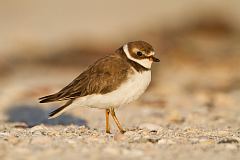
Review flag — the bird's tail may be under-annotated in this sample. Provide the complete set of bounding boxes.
[39,94,60,103]
[48,100,74,119]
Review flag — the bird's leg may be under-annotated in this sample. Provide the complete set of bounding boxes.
[105,109,111,133]
[110,108,125,134]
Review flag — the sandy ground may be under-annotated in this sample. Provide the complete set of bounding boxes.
[0,59,240,160]
[0,1,240,159]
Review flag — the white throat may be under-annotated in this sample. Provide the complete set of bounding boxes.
[123,44,153,69]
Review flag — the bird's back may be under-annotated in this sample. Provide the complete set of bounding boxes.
[39,53,132,103]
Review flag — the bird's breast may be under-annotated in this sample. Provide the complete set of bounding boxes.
[109,70,152,106]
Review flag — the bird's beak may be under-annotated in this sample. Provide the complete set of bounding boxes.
[150,56,160,62]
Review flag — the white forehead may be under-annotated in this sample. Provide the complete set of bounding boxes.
[149,51,155,56]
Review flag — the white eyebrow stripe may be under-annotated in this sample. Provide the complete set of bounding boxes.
[123,44,131,59]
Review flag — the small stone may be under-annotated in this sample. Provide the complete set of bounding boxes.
[139,123,161,131]
[147,137,160,143]
[190,138,199,144]
[32,130,43,136]
[13,123,28,129]
[31,136,51,145]
[0,132,9,138]
[225,144,238,150]
[131,149,144,157]
[30,125,46,133]
[199,138,214,145]
[124,131,136,137]
[122,148,144,157]
[103,147,120,155]
[157,127,164,134]
[114,133,127,141]
[217,131,229,136]
[66,139,76,144]
[167,111,185,124]
[6,136,20,145]
[218,138,239,144]
[132,136,142,142]
[158,139,176,145]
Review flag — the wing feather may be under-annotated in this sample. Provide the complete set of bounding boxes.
[39,54,130,103]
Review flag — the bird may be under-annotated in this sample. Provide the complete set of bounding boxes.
[39,41,160,134]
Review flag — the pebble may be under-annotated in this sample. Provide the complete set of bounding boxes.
[114,133,127,141]
[65,139,76,144]
[103,147,120,155]
[30,125,47,133]
[190,138,199,144]
[167,111,185,124]
[199,138,214,145]
[139,123,161,131]
[124,131,137,136]
[225,144,238,150]
[6,136,20,145]
[122,148,144,157]
[147,137,160,143]
[0,132,9,138]
[218,138,239,144]
[158,139,176,145]
[31,136,52,145]
[217,131,229,136]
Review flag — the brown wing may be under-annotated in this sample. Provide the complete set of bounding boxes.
[39,54,131,103]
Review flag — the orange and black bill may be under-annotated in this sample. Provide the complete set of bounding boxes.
[150,56,160,62]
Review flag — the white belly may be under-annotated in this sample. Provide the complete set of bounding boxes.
[71,70,151,109]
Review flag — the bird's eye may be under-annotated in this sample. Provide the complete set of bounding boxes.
[137,51,143,56]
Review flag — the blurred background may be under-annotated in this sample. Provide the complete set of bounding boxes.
[0,0,240,128]
[1,1,240,159]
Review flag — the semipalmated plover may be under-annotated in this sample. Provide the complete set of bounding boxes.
[39,41,160,133]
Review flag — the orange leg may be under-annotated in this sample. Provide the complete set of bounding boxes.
[110,108,125,134]
[105,109,111,133]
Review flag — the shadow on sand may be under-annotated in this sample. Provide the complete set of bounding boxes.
[6,105,87,127]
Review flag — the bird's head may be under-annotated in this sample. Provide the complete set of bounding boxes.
[122,41,160,69]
